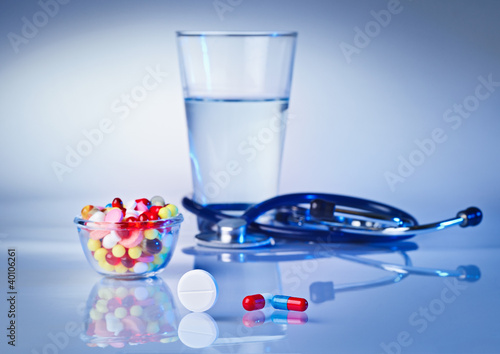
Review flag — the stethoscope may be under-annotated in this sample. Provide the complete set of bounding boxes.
[182,193,483,248]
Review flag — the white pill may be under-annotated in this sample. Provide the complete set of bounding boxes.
[102,231,121,249]
[125,200,137,210]
[89,211,105,222]
[177,270,218,312]
[178,312,218,348]
[134,287,149,301]
[133,262,148,273]
[125,210,139,218]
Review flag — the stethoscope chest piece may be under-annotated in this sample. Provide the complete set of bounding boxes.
[195,218,275,249]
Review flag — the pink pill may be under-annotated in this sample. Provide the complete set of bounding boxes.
[138,254,154,263]
[89,230,109,240]
[105,208,124,222]
[136,201,149,212]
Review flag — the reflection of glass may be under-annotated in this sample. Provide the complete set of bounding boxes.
[81,277,179,348]
[177,31,297,205]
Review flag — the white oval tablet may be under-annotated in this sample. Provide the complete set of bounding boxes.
[177,269,218,312]
[178,312,219,348]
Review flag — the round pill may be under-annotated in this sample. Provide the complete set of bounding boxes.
[128,246,142,259]
[93,248,108,262]
[165,204,178,217]
[177,270,218,312]
[146,239,162,254]
[130,305,143,317]
[87,239,101,252]
[99,260,115,272]
[178,312,219,348]
[114,307,128,319]
[115,287,128,299]
[96,299,108,313]
[133,262,148,274]
[89,211,105,222]
[104,207,124,222]
[144,229,159,240]
[134,287,149,301]
[158,207,171,219]
[114,264,128,274]
[112,244,126,258]
[147,321,160,334]
[105,252,121,266]
[150,196,165,207]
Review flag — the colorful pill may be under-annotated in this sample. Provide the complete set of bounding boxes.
[271,311,308,325]
[271,295,308,312]
[242,293,272,311]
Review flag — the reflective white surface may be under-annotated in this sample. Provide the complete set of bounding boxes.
[1,214,498,353]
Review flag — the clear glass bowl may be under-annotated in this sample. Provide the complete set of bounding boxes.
[81,277,179,348]
[74,214,183,278]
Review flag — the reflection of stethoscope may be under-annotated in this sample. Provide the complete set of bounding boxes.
[183,241,481,307]
[182,193,483,248]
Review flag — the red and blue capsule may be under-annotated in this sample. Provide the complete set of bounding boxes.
[271,295,308,312]
[242,293,273,311]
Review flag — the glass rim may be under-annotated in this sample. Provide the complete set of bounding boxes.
[176,31,297,38]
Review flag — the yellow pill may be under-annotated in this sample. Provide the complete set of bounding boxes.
[98,288,113,300]
[96,299,108,313]
[112,244,126,258]
[89,308,103,321]
[115,287,129,299]
[166,204,178,217]
[158,207,171,219]
[160,246,170,255]
[87,239,101,252]
[130,305,143,317]
[94,248,108,262]
[153,255,164,266]
[128,246,142,259]
[114,307,127,319]
[147,321,160,334]
[115,264,128,274]
[144,229,159,240]
[99,260,115,272]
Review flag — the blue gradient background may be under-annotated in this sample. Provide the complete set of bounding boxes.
[0,1,499,353]
[0,1,499,245]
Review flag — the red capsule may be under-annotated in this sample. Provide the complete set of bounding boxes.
[242,293,272,311]
[112,198,123,208]
[138,213,149,222]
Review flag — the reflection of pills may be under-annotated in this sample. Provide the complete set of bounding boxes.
[177,270,218,312]
[134,287,149,301]
[178,312,219,349]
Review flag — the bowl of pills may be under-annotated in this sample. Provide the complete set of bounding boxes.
[74,196,183,278]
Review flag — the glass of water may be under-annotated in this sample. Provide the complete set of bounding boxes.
[176,31,297,205]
